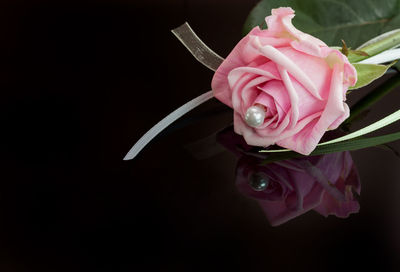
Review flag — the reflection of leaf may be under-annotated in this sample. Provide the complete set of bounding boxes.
[375,143,400,158]
[244,0,400,47]
[261,131,400,164]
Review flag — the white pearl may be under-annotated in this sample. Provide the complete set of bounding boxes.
[245,105,266,128]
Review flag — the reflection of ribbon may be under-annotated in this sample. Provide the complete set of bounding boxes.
[217,127,361,226]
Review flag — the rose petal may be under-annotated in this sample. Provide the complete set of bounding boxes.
[256,80,289,122]
[278,66,299,128]
[228,65,280,86]
[309,64,347,149]
[328,102,349,130]
[273,110,322,141]
[257,43,322,100]
[265,7,326,57]
[278,47,333,99]
[276,117,317,152]
[212,26,266,107]
[344,62,358,88]
[230,73,256,113]
[265,7,296,34]
[279,63,346,155]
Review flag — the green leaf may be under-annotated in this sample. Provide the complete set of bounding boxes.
[346,50,369,63]
[349,63,394,90]
[261,131,400,164]
[244,0,400,48]
[350,28,400,62]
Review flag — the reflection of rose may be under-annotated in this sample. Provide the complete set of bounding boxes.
[236,152,360,226]
[212,7,357,155]
[217,126,361,226]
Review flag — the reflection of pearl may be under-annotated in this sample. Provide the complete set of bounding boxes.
[249,173,270,191]
[245,105,265,128]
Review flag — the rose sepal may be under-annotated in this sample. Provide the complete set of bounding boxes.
[349,62,396,90]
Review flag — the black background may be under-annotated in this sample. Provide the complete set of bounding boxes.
[1,0,400,271]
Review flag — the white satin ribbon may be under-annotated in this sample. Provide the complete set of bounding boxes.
[123,91,214,160]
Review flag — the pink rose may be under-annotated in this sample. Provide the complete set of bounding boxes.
[211,7,357,155]
[235,152,361,226]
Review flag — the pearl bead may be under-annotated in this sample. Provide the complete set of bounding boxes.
[245,105,265,128]
[249,173,270,191]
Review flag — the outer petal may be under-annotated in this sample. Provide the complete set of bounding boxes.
[276,118,319,154]
[328,102,349,130]
[309,64,346,147]
[322,47,357,90]
[279,63,347,155]
[211,27,259,107]
[265,7,326,57]
[344,61,358,88]
[265,7,296,34]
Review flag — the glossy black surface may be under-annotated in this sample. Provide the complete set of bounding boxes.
[1,1,400,271]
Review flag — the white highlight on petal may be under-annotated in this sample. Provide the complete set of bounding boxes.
[123,91,214,160]
[228,66,279,83]
[312,64,345,138]
[277,66,299,128]
[257,43,322,100]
